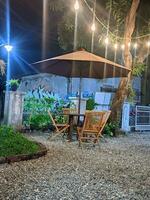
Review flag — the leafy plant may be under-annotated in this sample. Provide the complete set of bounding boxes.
[0,125,40,157]
[103,122,119,137]
[7,79,20,91]
[132,62,145,77]
[86,98,99,111]
[23,96,68,130]
[127,83,136,103]
[29,114,50,130]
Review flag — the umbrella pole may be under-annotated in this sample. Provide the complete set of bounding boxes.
[77,77,82,124]
[67,78,72,95]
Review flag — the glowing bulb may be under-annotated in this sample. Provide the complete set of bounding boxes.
[4,44,13,52]
[121,44,125,50]
[134,43,137,49]
[74,0,79,10]
[128,42,131,47]
[147,41,150,47]
[104,38,109,44]
[91,23,96,32]
[114,43,118,49]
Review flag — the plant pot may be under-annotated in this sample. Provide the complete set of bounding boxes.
[10,85,18,91]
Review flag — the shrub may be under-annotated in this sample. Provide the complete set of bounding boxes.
[23,96,69,130]
[103,122,119,137]
[29,114,50,130]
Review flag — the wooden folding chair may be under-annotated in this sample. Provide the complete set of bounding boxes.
[77,111,111,147]
[48,110,69,139]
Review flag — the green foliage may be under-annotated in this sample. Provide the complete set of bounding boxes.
[132,62,145,77]
[103,122,119,137]
[55,115,68,124]
[86,98,99,110]
[127,61,146,102]
[106,0,132,26]
[127,83,136,103]
[24,96,56,114]
[7,79,20,91]
[29,114,50,130]
[7,79,19,86]
[23,96,68,130]
[0,126,39,157]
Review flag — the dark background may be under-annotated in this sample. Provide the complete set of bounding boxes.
[0,0,149,78]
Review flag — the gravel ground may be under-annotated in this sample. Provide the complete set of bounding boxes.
[0,132,150,200]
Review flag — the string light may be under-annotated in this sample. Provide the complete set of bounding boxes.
[114,43,118,50]
[147,41,150,47]
[83,0,150,40]
[128,42,131,47]
[121,44,125,50]
[74,0,79,10]
[104,37,109,44]
[72,0,150,51]
[134,43,138,49]
[91,23,96,32]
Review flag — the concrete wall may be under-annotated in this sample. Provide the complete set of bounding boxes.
[19,73,121,97]
[19,73,141,102]
[4,91,25,127]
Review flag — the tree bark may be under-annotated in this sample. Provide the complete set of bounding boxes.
[111,0,140,121]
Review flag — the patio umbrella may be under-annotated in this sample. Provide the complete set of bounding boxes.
[33,49,131,113]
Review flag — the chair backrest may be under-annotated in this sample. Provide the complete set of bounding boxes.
[82,110,111,136]
[48,110,59,132]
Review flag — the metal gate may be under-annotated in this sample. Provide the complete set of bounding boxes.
[135,106,150,131]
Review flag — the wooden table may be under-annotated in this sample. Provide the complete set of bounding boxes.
[62,113,85,141]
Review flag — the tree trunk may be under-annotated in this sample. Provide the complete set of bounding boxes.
[111,0,140,122]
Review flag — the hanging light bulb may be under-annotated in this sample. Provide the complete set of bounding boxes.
[121,44,125,50]
[147,41,150,47]
[128,42,131,47]
[114,43,118,50]
[104,37,109,44]
[74,0,79,10]
[134,43,137,49]
[91,23,96,32]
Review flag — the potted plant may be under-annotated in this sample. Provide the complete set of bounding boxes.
[7,79,20,91]
[86,97,99,111]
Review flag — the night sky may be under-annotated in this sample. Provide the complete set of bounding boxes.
[0,0,150,78]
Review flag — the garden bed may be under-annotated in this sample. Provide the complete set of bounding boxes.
[0,126,47,164]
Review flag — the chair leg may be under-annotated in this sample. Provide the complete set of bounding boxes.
[78,138,82,148]
[100,134,107,143]
[97,140,101,151]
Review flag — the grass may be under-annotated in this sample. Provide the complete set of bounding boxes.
[0,126,40,157]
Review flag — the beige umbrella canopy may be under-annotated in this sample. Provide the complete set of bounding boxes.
[33,49,130,114]
[33,49,130,78]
